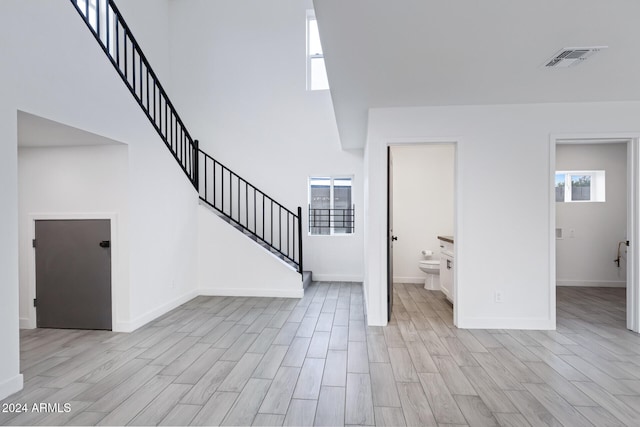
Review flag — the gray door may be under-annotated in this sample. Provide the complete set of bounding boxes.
[35,219,112,330]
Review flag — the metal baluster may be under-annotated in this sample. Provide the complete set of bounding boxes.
[245,182,248,229]
[297,207,303,272]
[213,160,217,209]
[105,2,110,53]
[221,165,225,213]
[279,207,282,250]
[96,0,100,38]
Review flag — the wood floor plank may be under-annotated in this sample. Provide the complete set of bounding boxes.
[259,366,301,415]
[345,373,375,425]
[315,386,346,427]
[522,383,594,427]
[433,355,477,395]
[292,357,325,400]
[396,381,437,427]
[221,378,272,426]
[347,340,370,374]
[307,331,331,359]
[85,364,164,413]
[374,407,407,426]
[503,389,563,427]
[96,375,174,426]
[252,345,289,379]
[129,383,192,426]
[323,350,347,387]
[190,391,238,426]
[418,372,466,425]
[453,395,499,427]
[181,360,236,405]
[159,403,201,426]
[369,363,402,407]
[217,352,264,392]
[282,337,311,368]
[283,399,317,426]
[388,347,419,382]
[253,413,285,426]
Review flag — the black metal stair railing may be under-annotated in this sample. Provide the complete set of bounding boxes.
[198,151,302,270]
[70,0,303,273]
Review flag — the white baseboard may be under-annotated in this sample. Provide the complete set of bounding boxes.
[457,317,555,330]
[557,280,626,288]
[310,274,363,283]
[199,288,304,299]
[19,317,35,329]
[393,276,425,284]
[0,374,23,401]
[114,290,199,333]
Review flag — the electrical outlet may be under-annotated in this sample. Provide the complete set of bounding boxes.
[495,291,504,303]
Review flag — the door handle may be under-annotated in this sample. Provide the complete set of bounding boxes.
[391,236,398,241]
[99,240,110,248]
[446,259,452,269]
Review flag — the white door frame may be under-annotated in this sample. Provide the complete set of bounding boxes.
[386,138,459,326]
[549,134,639,332]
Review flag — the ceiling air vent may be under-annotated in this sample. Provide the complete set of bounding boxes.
[544,46,607,68]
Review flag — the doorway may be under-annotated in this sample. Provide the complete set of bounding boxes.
[552,137,639,332]
[34,219,112,330]
[387,143,456,323]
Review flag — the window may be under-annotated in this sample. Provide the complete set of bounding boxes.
[555,170,605,202]
[309,177,354,235]
[306,11,329,91]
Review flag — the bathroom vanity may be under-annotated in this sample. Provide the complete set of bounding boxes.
[438,236,454,303]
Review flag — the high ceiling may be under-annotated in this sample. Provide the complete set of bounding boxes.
[313,0,640,149]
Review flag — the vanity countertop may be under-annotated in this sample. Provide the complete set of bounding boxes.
[437,235,454,244]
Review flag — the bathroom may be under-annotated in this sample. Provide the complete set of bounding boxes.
[391,144,455,299]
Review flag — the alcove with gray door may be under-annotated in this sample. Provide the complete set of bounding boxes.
[34,219,112,330]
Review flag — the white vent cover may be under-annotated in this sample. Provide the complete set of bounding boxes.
[544,46,607,68]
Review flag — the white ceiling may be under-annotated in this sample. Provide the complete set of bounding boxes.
[18,111,123,147]
[313,0,640,149]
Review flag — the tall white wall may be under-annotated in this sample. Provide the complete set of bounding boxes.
[18,145,129,329]
[391,145,454,283]
[365,101,640,328]
[168,0,364,281]
[556,143,627,287]
[0,0,200,398]
[0,110,22,400]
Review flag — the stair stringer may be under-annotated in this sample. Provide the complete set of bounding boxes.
[198,204,303,298]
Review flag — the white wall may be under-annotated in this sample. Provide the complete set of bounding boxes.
[391,145,454,283]
[18,145,129,329]
[0,0,200,398]
[556,143,627,287]
[168,0,364,282]
[198,205,303,297]
[0,110,22,400]
[365,101,640,328]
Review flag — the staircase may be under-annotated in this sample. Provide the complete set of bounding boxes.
[70,0,307,282]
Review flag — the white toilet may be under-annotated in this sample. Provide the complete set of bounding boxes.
[418,250,440,290]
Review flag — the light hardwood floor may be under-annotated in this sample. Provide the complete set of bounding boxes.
[2,283,640,426]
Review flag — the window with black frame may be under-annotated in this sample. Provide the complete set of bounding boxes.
[309,177,354,235]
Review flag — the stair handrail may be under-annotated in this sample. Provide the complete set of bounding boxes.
[70,0,198,189]
[69,0,303,273]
